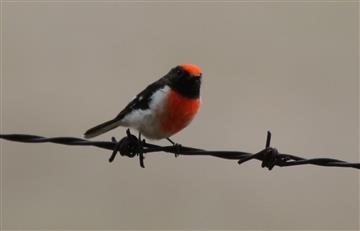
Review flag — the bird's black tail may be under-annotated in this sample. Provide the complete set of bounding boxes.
[84,119,122,139]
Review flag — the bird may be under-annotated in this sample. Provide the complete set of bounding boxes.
[84,64,202,144]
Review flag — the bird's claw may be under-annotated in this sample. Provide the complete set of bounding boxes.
[173,143,182,158]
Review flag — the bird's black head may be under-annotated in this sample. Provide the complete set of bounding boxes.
[165,64,202,99]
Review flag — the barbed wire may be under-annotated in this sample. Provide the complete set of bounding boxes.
[0,129,359,170]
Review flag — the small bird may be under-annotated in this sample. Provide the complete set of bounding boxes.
[84,64,202,143]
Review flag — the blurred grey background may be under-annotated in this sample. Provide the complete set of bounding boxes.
[2,1,359,229]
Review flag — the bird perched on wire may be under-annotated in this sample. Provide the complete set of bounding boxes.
[84,64,202,144]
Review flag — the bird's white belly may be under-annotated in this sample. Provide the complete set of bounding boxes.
[120,86,170,139]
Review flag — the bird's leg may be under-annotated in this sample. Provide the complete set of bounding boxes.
[167,137,182,158]
[166,137,175,145]
[138,132,145,168]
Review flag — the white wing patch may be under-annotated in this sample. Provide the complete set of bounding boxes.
[120,86,170,139]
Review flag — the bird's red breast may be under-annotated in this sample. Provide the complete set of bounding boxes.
[159,89,201,135]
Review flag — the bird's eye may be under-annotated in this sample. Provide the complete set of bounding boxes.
[176,68,183,74]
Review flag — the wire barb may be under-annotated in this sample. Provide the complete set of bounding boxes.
[0,131,359,170]
[237,132,279,170]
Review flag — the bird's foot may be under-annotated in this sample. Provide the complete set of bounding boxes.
[166,137,182,157]
[173,143,182,158]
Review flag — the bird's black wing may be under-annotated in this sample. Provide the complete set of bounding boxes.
[114,77,168,120]
[84,75,169,139]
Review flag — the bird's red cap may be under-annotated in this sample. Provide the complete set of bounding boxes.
[179,64,202,76]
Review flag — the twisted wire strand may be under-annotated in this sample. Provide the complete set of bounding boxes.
[1,130,359,170]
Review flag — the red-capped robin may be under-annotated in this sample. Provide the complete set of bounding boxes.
[84,64,202,144]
